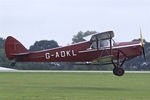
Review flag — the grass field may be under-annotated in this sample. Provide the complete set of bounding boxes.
[0,72,150,100]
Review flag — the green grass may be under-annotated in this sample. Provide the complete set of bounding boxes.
[0,72,150,100]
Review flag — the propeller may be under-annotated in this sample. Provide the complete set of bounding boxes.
[140,28,146,61]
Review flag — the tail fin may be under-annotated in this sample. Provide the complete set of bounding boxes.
[5,36,28,60]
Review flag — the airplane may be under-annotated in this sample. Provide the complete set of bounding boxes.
[5,30,146,76]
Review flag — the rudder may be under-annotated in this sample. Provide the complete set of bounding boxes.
[5,36,28,60]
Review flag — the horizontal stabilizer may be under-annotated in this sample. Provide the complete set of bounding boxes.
[12,52,30,56]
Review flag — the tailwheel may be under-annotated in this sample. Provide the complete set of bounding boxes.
[10,59,16,67]
[10,62,16,67]
[113,67,124,76]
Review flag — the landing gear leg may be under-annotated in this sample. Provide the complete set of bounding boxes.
[112,50,127,76]
[10,58,16,67]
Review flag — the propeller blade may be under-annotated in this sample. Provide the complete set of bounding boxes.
[140,28,144,48]
[142,47,146,61]
[140,28,146,61]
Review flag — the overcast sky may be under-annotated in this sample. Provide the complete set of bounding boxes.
[0,0,150,48]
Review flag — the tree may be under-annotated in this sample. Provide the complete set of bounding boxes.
[29,40,59,51]
[132,38,147,43]
[0,49,10,67]
[72,31,97,44]
[0,38,5,49]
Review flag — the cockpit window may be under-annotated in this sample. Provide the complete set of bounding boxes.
[100,40,110,47]
[90,39,110,49]
[90,41,96,49]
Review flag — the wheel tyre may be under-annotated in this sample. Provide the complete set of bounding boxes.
[117,67,124,76]
[10,62,16,67]
[113,67,124,76]
[113,67,118,76]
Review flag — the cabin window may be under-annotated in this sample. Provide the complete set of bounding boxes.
[90,39,110,49]
[99,39,110,48]
[90,41,96,49]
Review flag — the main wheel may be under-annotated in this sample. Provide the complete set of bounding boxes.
[113,67,124,76]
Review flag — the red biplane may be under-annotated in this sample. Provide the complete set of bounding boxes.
[5,31,146,76]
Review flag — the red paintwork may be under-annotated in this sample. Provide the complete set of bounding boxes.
[5,36,142,63]
[114,41,140,46]
[5,36,28,60]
